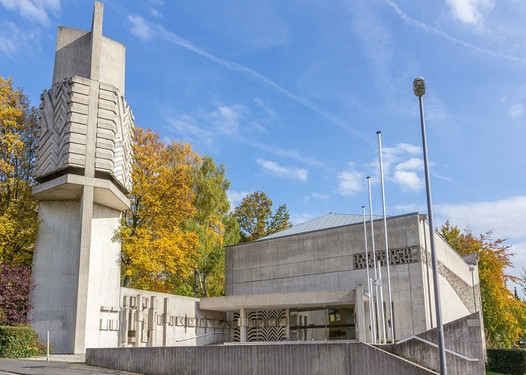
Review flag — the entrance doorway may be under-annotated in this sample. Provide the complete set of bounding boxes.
[289,306,356,341]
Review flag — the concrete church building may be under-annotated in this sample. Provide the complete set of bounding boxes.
[29,3,485,374]
[202,212,481,344]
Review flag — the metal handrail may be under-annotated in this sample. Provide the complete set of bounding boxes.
[395,335,478,362]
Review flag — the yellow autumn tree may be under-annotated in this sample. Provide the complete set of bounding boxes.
[0,77,39,267]
[119,127,199,292]
[440,222,526,348]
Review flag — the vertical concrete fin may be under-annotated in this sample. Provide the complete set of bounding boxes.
[89,2,103,81]
[73,185,94,353]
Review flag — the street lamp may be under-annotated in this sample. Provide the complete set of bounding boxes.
[413,77,447,375]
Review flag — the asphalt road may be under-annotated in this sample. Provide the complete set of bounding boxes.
[0,358,141,375]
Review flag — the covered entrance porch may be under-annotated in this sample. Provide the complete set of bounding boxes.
[200,286,367,343]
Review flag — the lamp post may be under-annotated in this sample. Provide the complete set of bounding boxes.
[413,76,447,375]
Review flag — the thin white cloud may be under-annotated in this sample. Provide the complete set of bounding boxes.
[210,104,245,136]
[0,0,60,26]
[393,170,423,192]
[393,157,424,192]
[382,143,421,170]
[340,143,424,195]
[310,192,330,200]
[256,159,308,182]
[445,0,493,27]
[435,196,526,283]
[395,158,423,171]
[0,20,39,57]
[508,103,524,118]
[246,141,325,168]
[128,15,153,42]
[435,196,526,240]
[337,164,365,197]
[384,0,526,63]
[127,14,371,142]
[165,114,214,146]
[165,103,245,145]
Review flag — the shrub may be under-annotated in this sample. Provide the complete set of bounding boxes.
[0,326,46,358]
[487,348,526,375]
[0,263,34,326]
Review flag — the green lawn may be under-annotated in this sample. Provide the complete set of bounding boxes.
[486,372,508,375]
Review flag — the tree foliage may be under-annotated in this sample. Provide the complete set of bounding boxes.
[234,191,291,242]
[440,222,526,348]
[118,128,199,292]
[0,77,39,268]
[175,157,240,297]
[119,129,238,296]
[0,263,33,326]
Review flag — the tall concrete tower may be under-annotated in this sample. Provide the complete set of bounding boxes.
[30,2,134,354]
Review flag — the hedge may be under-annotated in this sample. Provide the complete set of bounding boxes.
[0,326,46,358]
[487,348,526,375]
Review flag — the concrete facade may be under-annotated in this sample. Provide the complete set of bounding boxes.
[30,2,134,354]
[210,212,481,343]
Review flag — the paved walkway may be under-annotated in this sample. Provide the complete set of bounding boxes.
[0,356,142,375]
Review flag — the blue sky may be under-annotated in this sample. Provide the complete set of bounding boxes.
[1,0,525,295]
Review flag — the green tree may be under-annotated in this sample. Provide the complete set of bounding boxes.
[440,222,526,348]
[234,191,292,242]
[175,157,240,297]
[0,77,39,268]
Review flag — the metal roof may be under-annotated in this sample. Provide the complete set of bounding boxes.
[260,212,382,241]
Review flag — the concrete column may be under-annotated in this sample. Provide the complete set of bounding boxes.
[73,185,94,353]
[147,296,156,347]
[239,308,247,342]
[162,298,168,347]
[135,294,141,347]
[120,306,128,347]
[355,284,366,343]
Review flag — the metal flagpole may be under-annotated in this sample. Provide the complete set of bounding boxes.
[367,177,386,344]
[413,76,447,374]
[377,131,395,342]
[368,278,377,343]
[362,206,376,343]
[377,260,387,343]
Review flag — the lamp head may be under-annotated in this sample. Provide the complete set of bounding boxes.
[413,76,426,97]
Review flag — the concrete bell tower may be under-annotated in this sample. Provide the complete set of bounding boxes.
[30,2,134,354]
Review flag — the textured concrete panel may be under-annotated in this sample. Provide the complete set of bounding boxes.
[119,288,228,348]
[35,77,133,192]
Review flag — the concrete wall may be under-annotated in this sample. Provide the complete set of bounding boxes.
[225,213,429,340]
[30,201,122,353]
[119,288,228,348]
[86,342,438,375]
[30,201,82,353]
[53,28,125,93]
[85,203,122,349]
[383,312,486,375]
